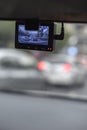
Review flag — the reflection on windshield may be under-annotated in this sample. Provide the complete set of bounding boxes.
[0,22,87,100]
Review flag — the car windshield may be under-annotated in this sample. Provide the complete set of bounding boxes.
[0,21,87,100]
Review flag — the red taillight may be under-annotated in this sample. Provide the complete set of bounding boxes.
[37,61,47,71]
[63,64,72,72]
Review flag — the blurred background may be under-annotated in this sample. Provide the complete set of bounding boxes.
[0,21,87,98]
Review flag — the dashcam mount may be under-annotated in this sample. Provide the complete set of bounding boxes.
[53,22,64,40]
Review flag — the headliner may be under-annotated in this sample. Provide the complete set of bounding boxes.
[0,0,87,22]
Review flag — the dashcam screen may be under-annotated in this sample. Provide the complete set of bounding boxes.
[18,25,49,45]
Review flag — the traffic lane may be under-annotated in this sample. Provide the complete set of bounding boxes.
[0,92,87,130]
[0,78,86,95]
[0,78,45,90]
[0,76,87,97]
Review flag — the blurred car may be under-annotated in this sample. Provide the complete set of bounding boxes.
[77,54,87,71]
[37,54,86,86]
[0,48,44,90]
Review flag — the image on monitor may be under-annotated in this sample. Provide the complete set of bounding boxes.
[18,25,49,45]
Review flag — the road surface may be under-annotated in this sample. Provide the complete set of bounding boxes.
[0,92,87,130]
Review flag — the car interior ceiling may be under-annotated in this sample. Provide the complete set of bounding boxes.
[0,0,87,22]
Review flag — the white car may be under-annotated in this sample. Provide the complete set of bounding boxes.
[0,48,44,90]
[38,55,86,86]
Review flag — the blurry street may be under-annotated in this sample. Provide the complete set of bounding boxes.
[2,75,87,99]
[0,22,87,101]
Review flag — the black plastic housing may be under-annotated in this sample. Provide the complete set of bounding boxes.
[15,20,54,51]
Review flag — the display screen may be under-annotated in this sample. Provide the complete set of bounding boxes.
[15,21,54,51]
[18,25,49,45]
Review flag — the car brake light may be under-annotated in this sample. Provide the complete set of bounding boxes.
[37,61,47,71]
[63,64,72,72]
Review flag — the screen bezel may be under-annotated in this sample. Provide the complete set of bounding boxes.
[15,20,54,51]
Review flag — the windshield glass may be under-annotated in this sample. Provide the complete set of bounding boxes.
[0,21,87,100]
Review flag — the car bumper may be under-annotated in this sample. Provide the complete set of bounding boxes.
[43,73,75,85]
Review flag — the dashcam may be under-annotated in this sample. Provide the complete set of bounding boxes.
[15,20,64,51]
